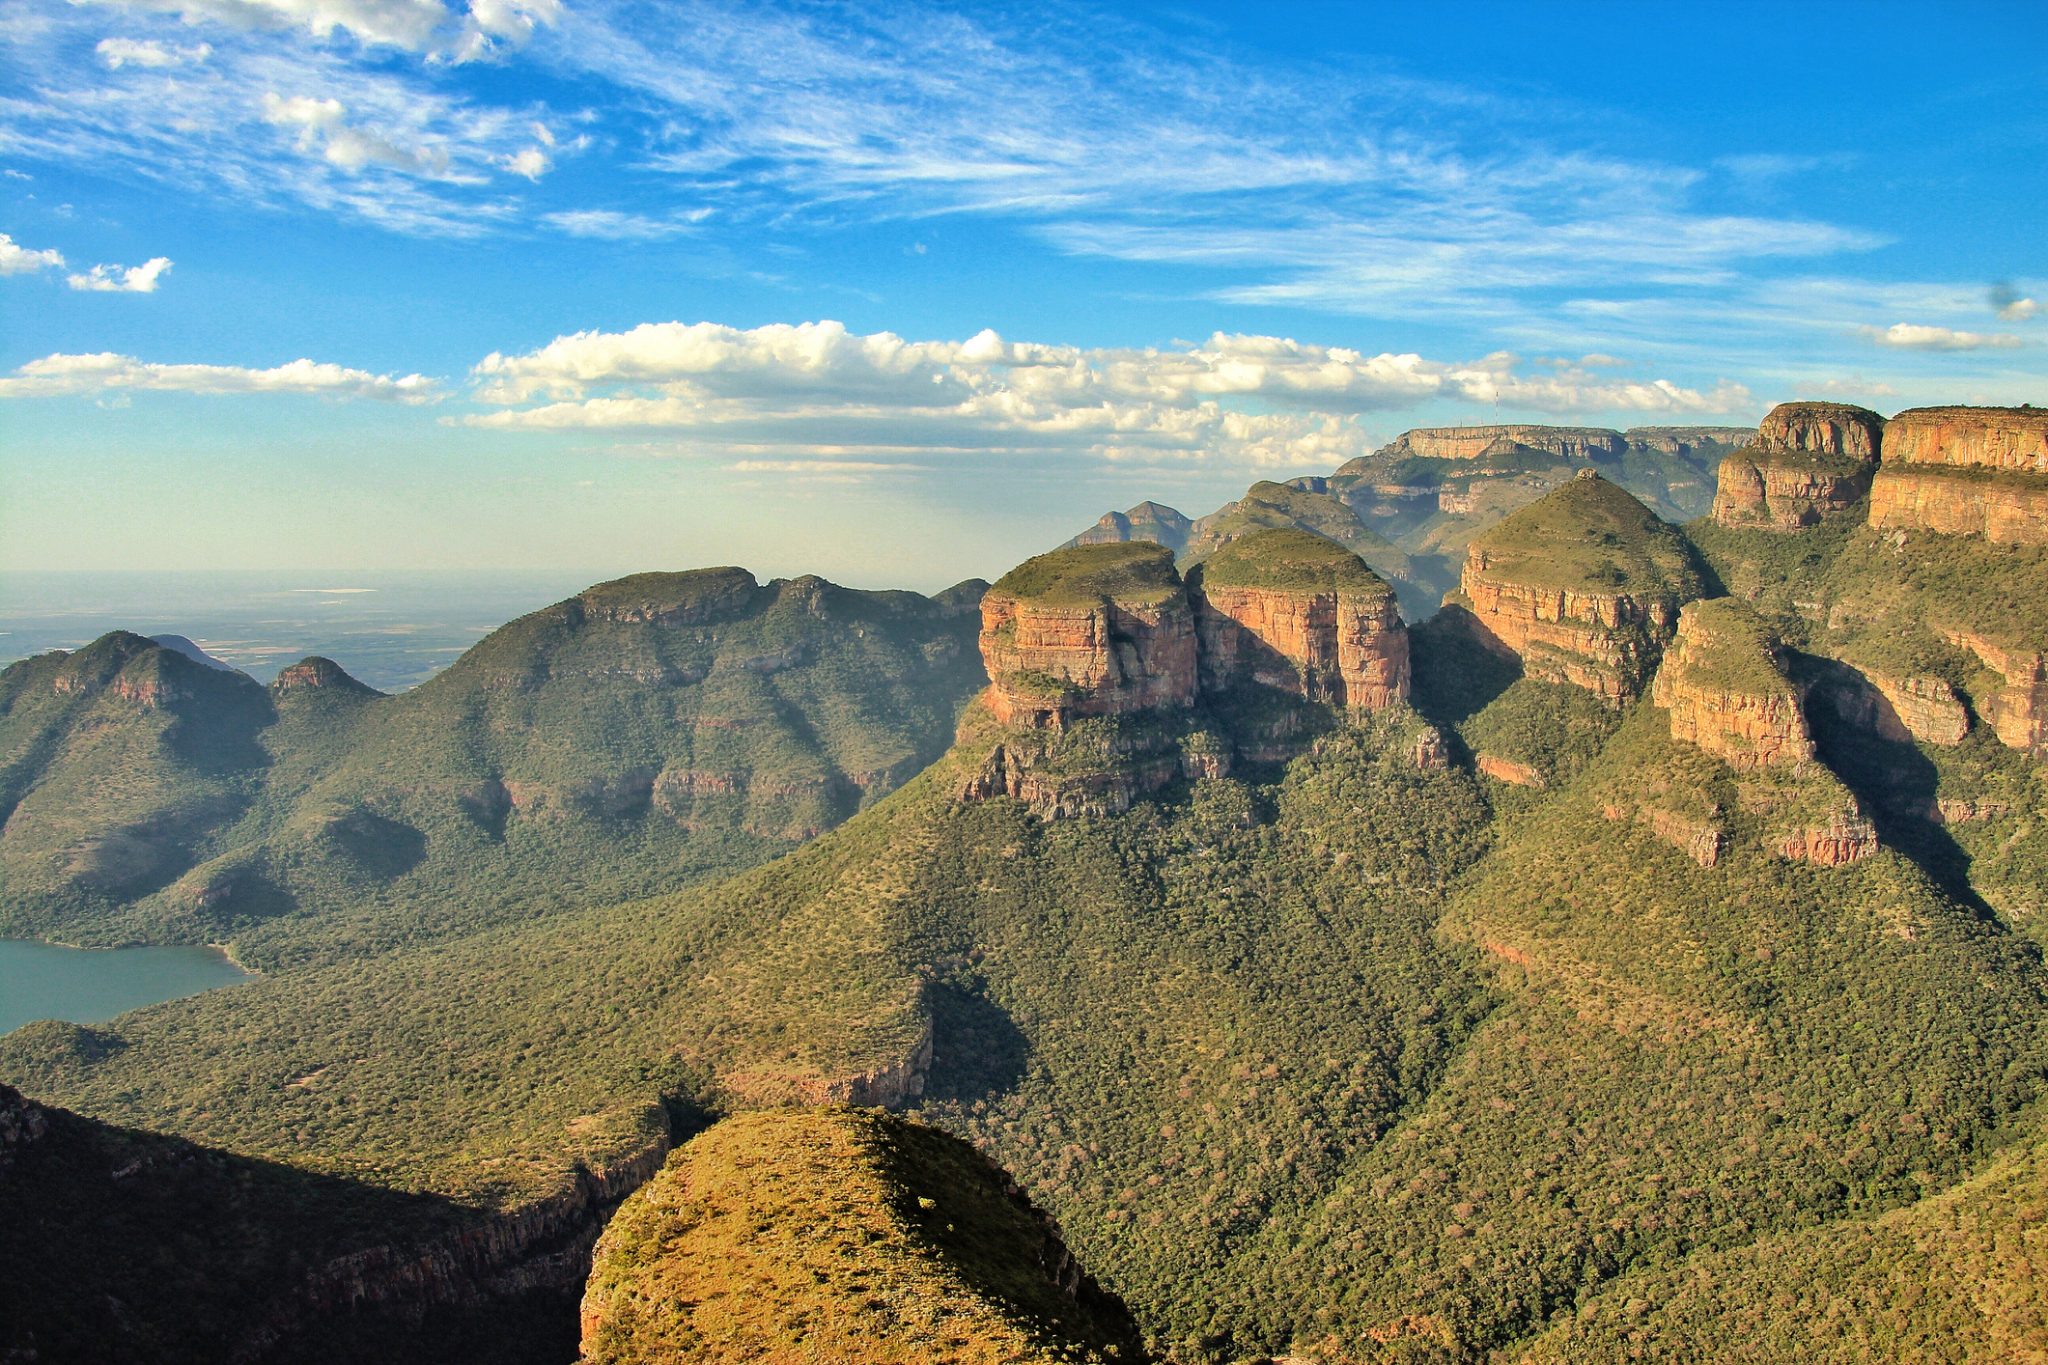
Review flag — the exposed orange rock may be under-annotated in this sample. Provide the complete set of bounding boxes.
[1650,601,1816,771]
[1475,752,1544,788]
[1868,467,2048,544]
[1866,406,2048,545]
[1755,400,1886,459]
[1884,405,2048,473]
[1640,805,1725,867]
[1459,573,1681,702]
[1192,583,1408,711]
[980,593,1198,728]
[1375,424,1625,461]
[271,656,378,695]
[1779,810,1879,867]
[1861,669,1971,746]
[1710,401,1883,530]
[1939,628,2047,755]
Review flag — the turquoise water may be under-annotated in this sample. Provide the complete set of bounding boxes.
[0,939,251,1035]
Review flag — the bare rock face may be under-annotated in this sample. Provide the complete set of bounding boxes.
[1188,528,1410,711]
[1650,600,1816,772]
[1868,406,2048,545]
[1373,424,1627,462]
[1780,810,1880,867]
[1864,670,1971,747]
[1475,752,1545,788]
[1711,401,1884,530]
[979,543,1198,730]
[1941,628,2047,755]
[1458,474,1707,702]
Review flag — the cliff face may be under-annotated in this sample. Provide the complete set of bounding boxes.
[272,656,380,695]
[980,588,1198,731]
[1650,601,1816,772]
[1461,571,1682,702]
[1374,424,1627,462]
[1941,628,2047,755]
[1711,401,1883,530]
[1868,407,2048,545]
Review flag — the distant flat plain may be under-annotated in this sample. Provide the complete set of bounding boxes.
[0,571,601,692]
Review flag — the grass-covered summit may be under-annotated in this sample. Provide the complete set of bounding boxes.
[1467,471,1710,597]
[581,1108,1148,1365]
[1186,526,1394,600]
[989,541,1183,609]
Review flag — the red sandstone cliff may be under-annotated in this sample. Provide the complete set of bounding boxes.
[1868,406,2048,545]
[1711,401,1883,530]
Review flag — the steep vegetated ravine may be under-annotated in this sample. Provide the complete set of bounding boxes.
[3,402,2048,1364]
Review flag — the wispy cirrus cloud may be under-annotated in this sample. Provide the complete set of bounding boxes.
[0,350,440,399]
[70,0,559,60]
[95,36,211,67]
[461,318,1752,474]
[1861,323,2024,352]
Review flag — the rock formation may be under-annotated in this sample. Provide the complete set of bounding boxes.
[1940,628,2047,755]
[1711,401,1884,530]
[1458,473,1707,702]
[979,542,1198,729]
[1187,528,1409,711]
[1367,424,1628,462]
[1868,406,2048,545]
[271,656,380,695]
[1651,600,1816,772]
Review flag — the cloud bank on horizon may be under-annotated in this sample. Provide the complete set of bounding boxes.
[0,0,2042,570]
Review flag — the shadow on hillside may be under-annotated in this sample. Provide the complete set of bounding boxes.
[1407,607,1520,734]
[1800,655,1994,919]
[1,1083,584,1365]
[921,979,1030,1106]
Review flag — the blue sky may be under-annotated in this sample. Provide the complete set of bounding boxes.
[1,0,2043,590]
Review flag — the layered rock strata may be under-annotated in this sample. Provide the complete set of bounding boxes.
[1868,406,2048,545]
[1188,528,1410,710]
[979,543,1198,730]
[1458,473,1706,702]
[1372,424,1627,462]
[1710,401,1884,530]
[1650,600,1816,771]
[1941,629,2047,755]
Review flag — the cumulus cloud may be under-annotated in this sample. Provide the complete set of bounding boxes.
[66,256,172,292]
[0,351,440,400]
[1861,323,2023,352]
[462,319,1750,472]
[502,145,548,180]
[0,233,65,275]
[96,37,213,67]
[71,0,558,60]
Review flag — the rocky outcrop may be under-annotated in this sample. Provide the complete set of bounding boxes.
[1625,426,1757,456]
[1476,753,1544,788]
[1371,424,1627,462]
[979,543,1198,729]
[1868,468,2048,544]
[1711,401,1884,530]
[1188,528,1410,711]
[1650,600,1816,771]
[1864,670,1971,747]
[1940,629,2047,755]
[1457,474,1706,703]
[958,720,1226,820]
[574,567,763,626]
[1868,406,2048,545]
[1779,810,1879,867]
[1604,801,1725,867]
[718,1018,936,1109]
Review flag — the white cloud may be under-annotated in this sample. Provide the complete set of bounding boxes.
[540,209,709,240]
[502,145,548,179]
[66,256,172,292]
[261,91,455,176]
[461,319,1750,473]
[0,351,440,400]
[70,0,557,60]
[1998,297,2038,322]
[96,37,213,67]
[1860,323,2024,352]
[0,232,65,274]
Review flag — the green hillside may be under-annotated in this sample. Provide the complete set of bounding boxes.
[1468,473,1709,598]
[0,570,987,967]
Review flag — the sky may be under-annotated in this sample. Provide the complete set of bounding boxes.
[0,0,2043,592]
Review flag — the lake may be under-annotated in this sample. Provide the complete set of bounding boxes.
[0,939,252,1035]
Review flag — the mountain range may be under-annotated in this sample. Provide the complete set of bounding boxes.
[3,402,2046,1364]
